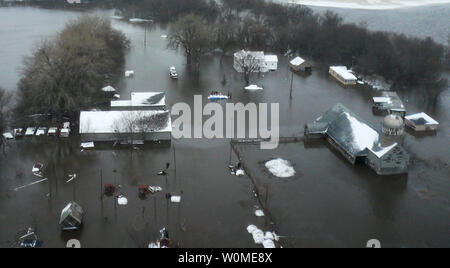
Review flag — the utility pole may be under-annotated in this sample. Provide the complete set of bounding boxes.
[289,70,294,99]
[100,169,103,201]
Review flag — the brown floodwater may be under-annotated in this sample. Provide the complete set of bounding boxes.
[0,7,449,248]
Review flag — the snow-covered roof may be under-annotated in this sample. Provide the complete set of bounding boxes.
[368,143,398,158]
[111,92,166,107]
[101,86,116,92]
[327,111,379,157]
[373,97,391,103]
[405,112,439,125]
[80,110,172,134]
[264,55,278,62]
[307,103,402,159]
[329,66,357,81]
[234,50,265,59]
[290,56,305,66]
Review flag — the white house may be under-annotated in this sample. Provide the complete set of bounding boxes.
[233,50,278,73]
[264,55,278,71]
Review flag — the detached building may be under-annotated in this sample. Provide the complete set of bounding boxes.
[329,66,357,85]
[405,112,439,131]
[289,56,312,72]
[233,50,278,72]
[305,103,409,175]
[372,91,406,116]
[79,110,172,143]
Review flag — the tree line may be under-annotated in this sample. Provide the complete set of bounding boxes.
[118,0,448,89]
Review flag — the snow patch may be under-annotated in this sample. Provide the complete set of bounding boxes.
[265,158,295,178]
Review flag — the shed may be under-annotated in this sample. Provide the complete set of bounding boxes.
[289,56,311,72]
[264,55,278,71]
[405,112,439,131]
[329,66,357,85]
[59,202,84,230]
[372,91,406,116]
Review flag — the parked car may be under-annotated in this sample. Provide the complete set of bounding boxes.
[35,127,47,136]
[25,127,36,136]
[2,132,14,140]
[60,122,71,138]
[47,127,58,136]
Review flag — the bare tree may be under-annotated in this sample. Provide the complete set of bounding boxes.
[168,13,214,72]
[0,87,11,155]
[234,51,263,86]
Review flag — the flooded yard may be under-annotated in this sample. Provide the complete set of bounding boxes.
[0,7,449,247]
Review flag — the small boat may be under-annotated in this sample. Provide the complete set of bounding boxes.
[169,67,178,79]
[208,91,229,101]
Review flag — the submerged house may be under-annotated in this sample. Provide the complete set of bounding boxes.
[329,66,357,85]
[289,56,312,72]
[111,92,166,111]
[305,103,409,175]
[233,50,278,72]
[405,112,439,131]
[372,91,406,116]
[60,202,84,231]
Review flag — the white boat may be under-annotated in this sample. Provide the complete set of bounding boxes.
[245,84,263,91]
[169,67,178,79]
[208,92,229,101]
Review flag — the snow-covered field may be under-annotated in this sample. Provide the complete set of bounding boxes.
[285,0,450,9]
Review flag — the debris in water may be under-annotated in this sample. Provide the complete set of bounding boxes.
[60,201,84,231]
[157,170,167,176]
[32,163,43,173]
[254,209,265,217]
[104,184,115,196]
[117,195,128,205]
[170,195,181,203]
[251,229,265,244]
[13,178,48,191]
[149,227,171,248]
[265,158,295,178]
[262,239,275,248]
[247,225,280,248]
[66,174,77,183]
[80,142,94,149]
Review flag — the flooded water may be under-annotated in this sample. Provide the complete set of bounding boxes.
[0,7,449,247]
